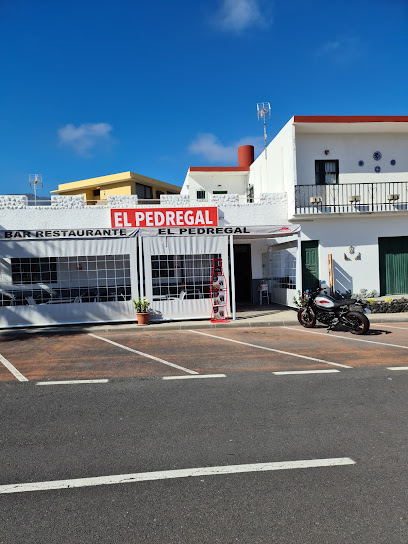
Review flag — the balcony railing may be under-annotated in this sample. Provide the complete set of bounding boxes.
[295,182,408,215]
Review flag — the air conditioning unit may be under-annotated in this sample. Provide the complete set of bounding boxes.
[348,195,361,203]
[387,194,400,201]
[309,196,322,204]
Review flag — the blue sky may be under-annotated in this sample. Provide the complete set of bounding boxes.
[1,0,407,197]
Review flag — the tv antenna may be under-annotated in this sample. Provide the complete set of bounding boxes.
[257,102,271,153]
[29,174,43,206]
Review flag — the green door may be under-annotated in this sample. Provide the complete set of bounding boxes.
[301,241,319,291]
[379,237,408,295]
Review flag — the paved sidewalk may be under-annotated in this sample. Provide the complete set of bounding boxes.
[2,304,406,336]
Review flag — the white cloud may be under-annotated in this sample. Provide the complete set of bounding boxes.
[189,133,264,164]
[214,0,272,32]
[58,123,113,156]
[317,36,364,63]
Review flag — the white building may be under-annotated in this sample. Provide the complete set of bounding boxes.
[183,115,408,303]
[0,115,406,329]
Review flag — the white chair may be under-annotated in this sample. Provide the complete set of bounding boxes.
[26,296,37,305]
[259,283,269,305]
[179,290,186,300]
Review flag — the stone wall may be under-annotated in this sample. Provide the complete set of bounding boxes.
[50,195,85,209]
[107,195,139,208]
[160,194,190,206]
[209,194,240,205]
[0,195,28,209]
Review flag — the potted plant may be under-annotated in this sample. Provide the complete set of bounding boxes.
[133,297,150,325]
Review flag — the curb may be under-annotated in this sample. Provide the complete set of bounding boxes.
[0,312,406,337]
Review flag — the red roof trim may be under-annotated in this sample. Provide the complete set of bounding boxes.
[189,167,250,172]
[294,115,408,123]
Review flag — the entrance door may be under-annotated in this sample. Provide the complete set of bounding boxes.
[379,236,408,295]
[301,241,319,291]
[233,244,252,304]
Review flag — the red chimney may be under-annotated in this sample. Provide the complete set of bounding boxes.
[238,145,254,168]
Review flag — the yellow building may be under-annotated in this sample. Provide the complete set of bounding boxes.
[51,171,181,204]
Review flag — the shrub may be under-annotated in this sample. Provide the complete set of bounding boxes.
[133,297,150,313]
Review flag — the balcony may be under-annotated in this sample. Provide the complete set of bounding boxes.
[295,182,408,215]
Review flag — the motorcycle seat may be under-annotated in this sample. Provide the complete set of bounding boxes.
[332,298,357,308]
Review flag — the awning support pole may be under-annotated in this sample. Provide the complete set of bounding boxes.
[138,234,144,300]
[230,234,236,320]
[296,231,302,296]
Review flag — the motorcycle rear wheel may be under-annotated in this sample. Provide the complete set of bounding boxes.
[297,308,316,328]
[345,311,370,335]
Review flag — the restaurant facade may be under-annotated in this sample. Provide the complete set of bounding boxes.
[0,193,299,328]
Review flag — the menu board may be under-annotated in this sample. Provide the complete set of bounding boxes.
[210,258,229,323]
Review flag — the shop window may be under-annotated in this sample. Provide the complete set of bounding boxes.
[0,255,131,306]
[135,183,153,199]
[151,253,221,301]
[315,160,339,185]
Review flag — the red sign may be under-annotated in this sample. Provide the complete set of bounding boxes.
[111,207,218,228]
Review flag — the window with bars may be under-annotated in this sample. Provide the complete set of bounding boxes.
[151,253,221,300]
[315,160,339,185]
[247,184,254,203]
[0,254,131,306]
[196,190,206,200]
[271,248,297,289]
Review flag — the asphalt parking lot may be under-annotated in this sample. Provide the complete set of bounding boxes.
[1,321,407,382]
[1,321,408,543]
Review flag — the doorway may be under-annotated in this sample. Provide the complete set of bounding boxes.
[301,240,319,291]
[233,244,252,304]
[379,236,408,295]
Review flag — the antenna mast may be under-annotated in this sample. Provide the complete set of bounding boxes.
[29,174,43,206]
[257,103,271,190]
[257,102,271,156]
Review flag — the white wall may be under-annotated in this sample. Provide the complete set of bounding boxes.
[0,207,110,230]
[220,198,288,226]
[249,118,295,196]
[299,214,408,295]
[185,171,249,202]
[295,133,408,186]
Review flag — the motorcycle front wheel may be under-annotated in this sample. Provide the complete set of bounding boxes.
[297,308,316,328]
[345,311,370,335]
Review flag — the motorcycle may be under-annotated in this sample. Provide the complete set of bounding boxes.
[297,283,371,335]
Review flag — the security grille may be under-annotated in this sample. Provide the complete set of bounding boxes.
[151,253,221,300]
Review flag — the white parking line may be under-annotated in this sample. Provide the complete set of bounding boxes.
[188,330,352,369]
[387,367,408,371]
[88,333,198,375]
[0,353,28,382]
[381,324,408,330]
[0,457,356,494]
[36,379,109,385]
[282,326,408,350]
[273,370,340,375]
[162,374,226,380]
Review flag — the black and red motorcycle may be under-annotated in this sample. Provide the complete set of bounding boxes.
[297,283,370,335]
